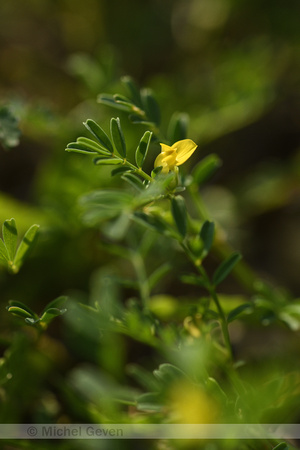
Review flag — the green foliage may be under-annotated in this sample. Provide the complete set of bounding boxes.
[98,76,163,139]
[171,195,188,238]
[7,297,67,330]
[213,252,242,286]
[272,444,290,450]
[199,220,215,259]
[192,154,223,186]
[0,73,298,450]
[58,79,300,449]
[135,130,152,168]
[110,117,126,158]
[226,303,253,323]
[168,112,189,142]
[0,219,39,273]
[84,119,114,153]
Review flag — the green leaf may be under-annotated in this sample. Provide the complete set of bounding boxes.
[97,94,133,112]
[200,221,215,258]
[180,274,209,288]
[168,112,189,142]
[153,363,186,384]
[81,190,133,207]
[148,263,172,291]
[13,224,40,270]
[141,89,161,125]
[278,303,300,330]
[102,212,131,241]
[206,377,228,402]
[127,364,160,391]
[110,117,126,158]
[80,190,134,225]
[43,296,68,312]
[272,444,289,450]
[83,119,114,153]
[39,307,67,325]
[135,172,175,204]
[135,130,152,168]
[129,114,155,127]
[136,392,162,412]
[151,166,163,178]
[66,142,99,155]
[227,303,253,323]
[171,195,187,238]
[121,76,142,107]
[0,106,20,149]
[93,156,123,165]
[279,312,300,331]
[76,137,111,155]
[113,94,134,104]
[133,212,170,235]
[2,218,17,261]
[7,300,36,318]
[192,154,222,186]
[7,306,34,320]
[121,173,145,191]
[24,317,40,325]
[213,252,242,286]
[174,186,186,193]
[111,166,133,177]
[113,94,135,110]
[76,137,106,148]
[0,239,9,264]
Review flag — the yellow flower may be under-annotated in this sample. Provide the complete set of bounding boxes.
[154,139,198,173]
[167,380,219,424]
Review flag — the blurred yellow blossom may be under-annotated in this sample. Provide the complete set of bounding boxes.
[168,380,219,423]
[154,139,198,173]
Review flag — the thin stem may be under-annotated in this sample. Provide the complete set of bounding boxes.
[121,159,154,183]
[209,287,233,362]
[188,184,258,294]
[213,241,257,293]
[181,241,233,362]
[131,251,150,308]
[189,185,210,221]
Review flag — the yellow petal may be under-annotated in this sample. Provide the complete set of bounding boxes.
[160,143,173,153]
[154,152,166,168]
[174,139,198,165]
[163,152,177,166]
[161,165,170,173]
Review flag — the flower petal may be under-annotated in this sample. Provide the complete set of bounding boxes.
[154,152,166,168]
[160,143,173,153]
[175,139,198,165]
[161,165,170,173]
[164,152,177,166]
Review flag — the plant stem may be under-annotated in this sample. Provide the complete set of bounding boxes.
[181,241,233,361]
[188,184,258,294]
[189,185,210,221]
[209,286,233,362]
[131,251,150,308]
[121,159,154,183]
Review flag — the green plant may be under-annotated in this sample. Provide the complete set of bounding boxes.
[1,77,299,450]
[0,218,39,274]
[62,77,300,447]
